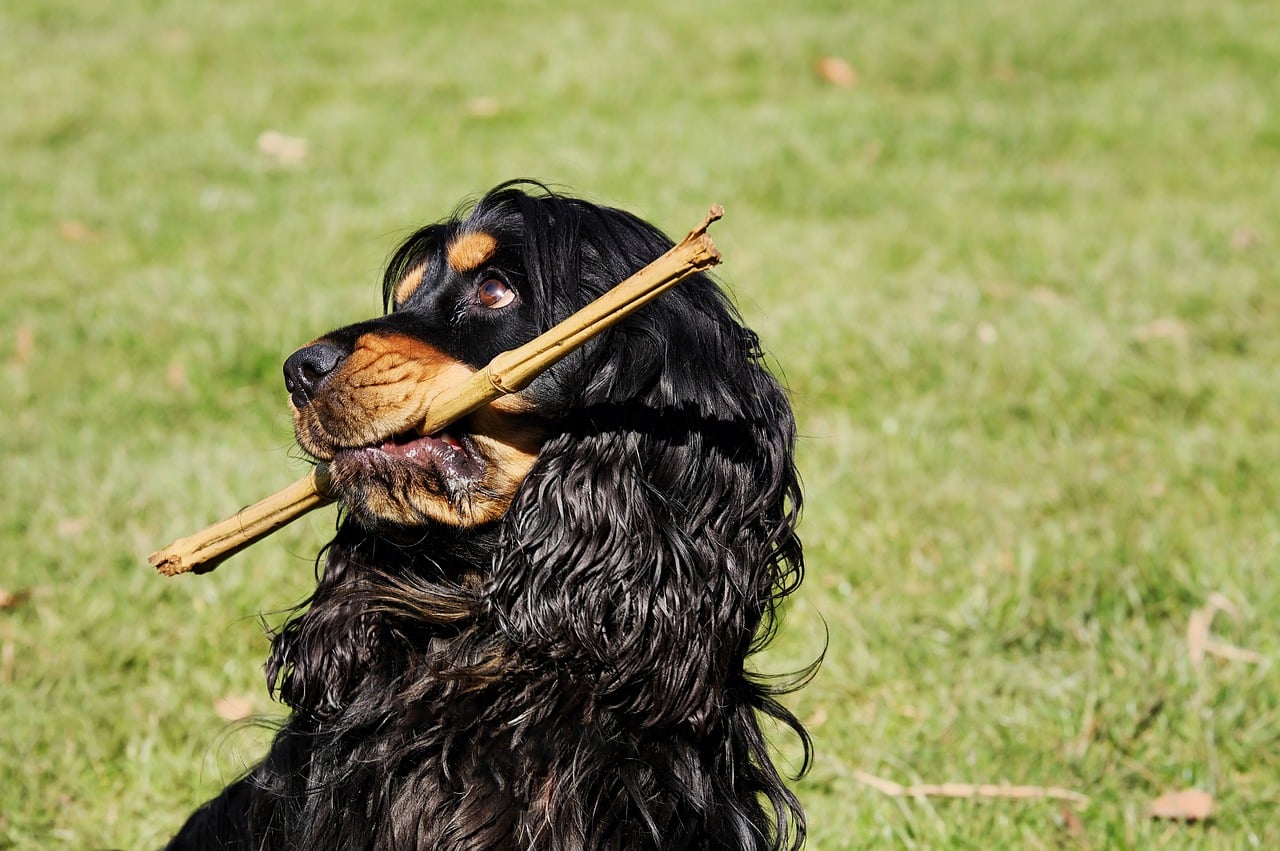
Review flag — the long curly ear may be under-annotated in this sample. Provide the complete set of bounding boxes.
[488,271,805,731]
[264,528,392,719]
[265,525,484,719]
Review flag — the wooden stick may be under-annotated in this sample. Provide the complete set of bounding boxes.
[150,206,724,576]
[852,770,1089,806]
[150,465,334,575]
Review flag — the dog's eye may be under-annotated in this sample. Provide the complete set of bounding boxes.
[477,278,515,309]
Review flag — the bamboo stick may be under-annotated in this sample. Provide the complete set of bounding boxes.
[150,205,724,576]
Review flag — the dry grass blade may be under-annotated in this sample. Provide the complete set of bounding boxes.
[1203,640,1265,665]
[1188,592,1264,669]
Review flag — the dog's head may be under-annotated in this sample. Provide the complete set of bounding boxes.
[284,180,803,691]
[283,182,666,529]
[285,182,772,534]
[283,184,562,528]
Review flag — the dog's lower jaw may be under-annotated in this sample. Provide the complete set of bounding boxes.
[298,409,543,529]
[322,442,502,529]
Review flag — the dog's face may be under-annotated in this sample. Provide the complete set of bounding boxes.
[284,224,551,529]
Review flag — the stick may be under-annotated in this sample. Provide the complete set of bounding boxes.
[150,206,724,576]
[852,770,1089,806]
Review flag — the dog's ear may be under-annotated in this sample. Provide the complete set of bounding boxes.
[264,529,404,719]
[488,275,805,732]
[265,528,484,718]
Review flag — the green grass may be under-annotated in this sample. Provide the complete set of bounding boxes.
[3,0,1278,847]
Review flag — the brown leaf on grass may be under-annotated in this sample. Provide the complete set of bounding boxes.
[815,56,857,89]
[1229,228,1256,251]
[464,96,501,118]
[13,324,35,366]
[0,588,32,609]
[157,28,192,53]
[257,130,309,166]
[57,219,101,243]
[1150,788,1214,821]
[1059,801,1085,838]
[1132,317,1188,344]
[166,359,188,391]
[214,694,255,721]
[982,281,1015,301]
[56,517,89,538]
[1030,287,1064,306]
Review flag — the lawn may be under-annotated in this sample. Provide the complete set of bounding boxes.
[2,0,1278,847]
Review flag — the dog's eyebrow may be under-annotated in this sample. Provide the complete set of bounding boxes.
[393,262,428,305]
[446,231,498,274]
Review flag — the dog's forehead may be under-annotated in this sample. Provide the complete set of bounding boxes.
[392,229,502,306]
[446,230,499,274]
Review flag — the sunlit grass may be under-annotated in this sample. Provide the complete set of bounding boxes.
[3,0,1278,847]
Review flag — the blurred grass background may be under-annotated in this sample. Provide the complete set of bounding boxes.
[2,0,1278,847]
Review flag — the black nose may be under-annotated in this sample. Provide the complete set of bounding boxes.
[283,341,346,406]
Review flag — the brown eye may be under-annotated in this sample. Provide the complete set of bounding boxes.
[478,278,515,309]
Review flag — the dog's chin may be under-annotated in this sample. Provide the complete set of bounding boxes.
[323,430,499,528]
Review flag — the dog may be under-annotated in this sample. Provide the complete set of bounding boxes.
[166,182,812,850]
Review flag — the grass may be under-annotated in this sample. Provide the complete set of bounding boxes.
[2,0,1278,847]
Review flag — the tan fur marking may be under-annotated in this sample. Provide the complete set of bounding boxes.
[393,262,428,305]
[464,406,545,524]
[446,231,498,273]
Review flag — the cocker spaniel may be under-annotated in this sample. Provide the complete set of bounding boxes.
[166,181,811,850]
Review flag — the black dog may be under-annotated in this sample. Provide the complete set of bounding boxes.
[167,182,811,850]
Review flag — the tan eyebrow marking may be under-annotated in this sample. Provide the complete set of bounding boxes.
[446,231,498,273]
[392,262,427,305]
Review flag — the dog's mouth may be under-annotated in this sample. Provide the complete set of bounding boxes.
[346,421,486,482]
[308,405,541,528]
[285,332,544,527]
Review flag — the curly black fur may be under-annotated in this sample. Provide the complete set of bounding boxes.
[166,182,812,850]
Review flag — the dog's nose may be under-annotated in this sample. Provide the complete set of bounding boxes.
[283,341,346,406]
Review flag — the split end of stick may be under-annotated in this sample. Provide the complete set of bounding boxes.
[696,203,725,234]
[686,205,725,266]
[149,464,333,577]
[149,550,187,577]
[148,547,235,577]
